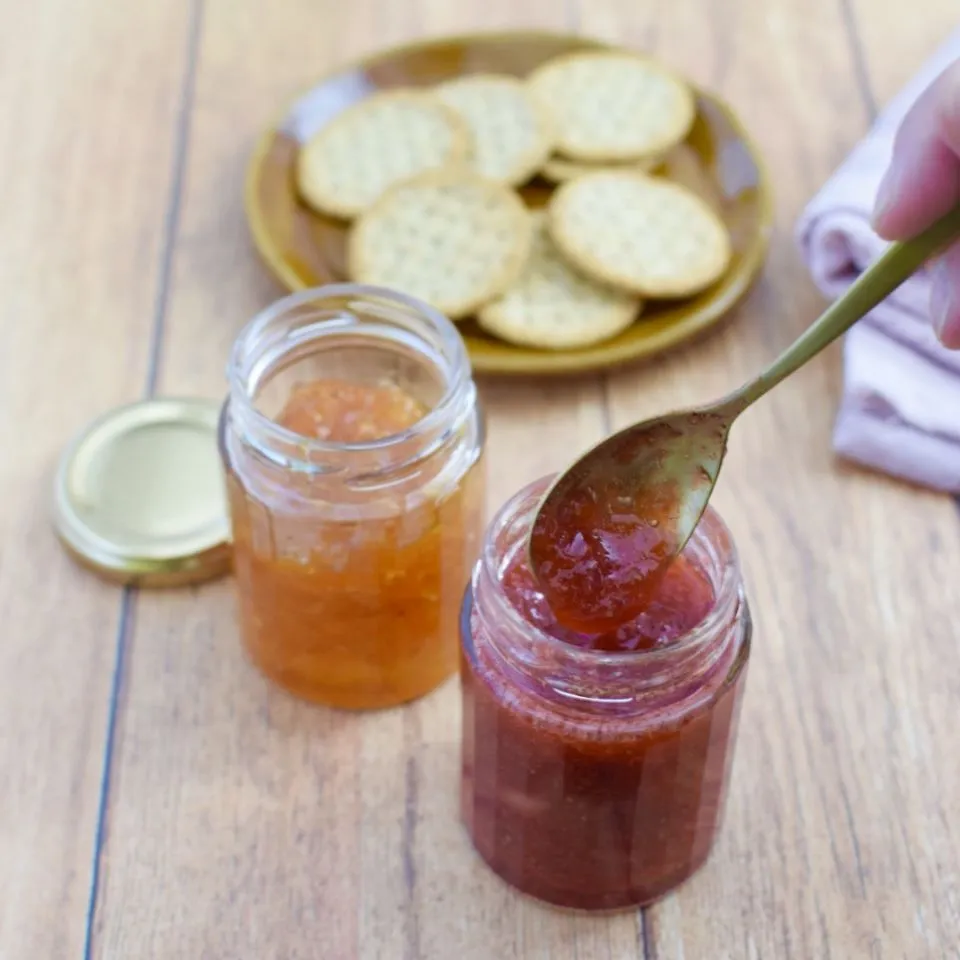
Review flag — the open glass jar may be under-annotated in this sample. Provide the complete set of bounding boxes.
[460,475,751,911]
[220,285,484,710]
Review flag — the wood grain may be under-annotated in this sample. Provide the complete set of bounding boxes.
[7,0,948,957]
[0,0,196,957]
[846,0,957,111]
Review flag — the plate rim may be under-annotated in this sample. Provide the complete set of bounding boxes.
[243,28,775,377]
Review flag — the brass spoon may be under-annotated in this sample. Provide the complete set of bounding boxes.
[528,205,960,633]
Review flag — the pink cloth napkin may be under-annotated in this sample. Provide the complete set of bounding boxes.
[796,27,960,494]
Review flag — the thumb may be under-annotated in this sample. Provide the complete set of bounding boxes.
[872,60,960,240]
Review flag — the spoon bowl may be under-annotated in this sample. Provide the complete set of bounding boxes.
[529,204,960,631]
[528,404,734,633]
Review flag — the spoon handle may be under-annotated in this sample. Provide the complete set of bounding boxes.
[728,203,960,411]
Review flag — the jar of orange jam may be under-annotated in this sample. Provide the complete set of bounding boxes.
[460,475,750,910]
[220,285,484,709]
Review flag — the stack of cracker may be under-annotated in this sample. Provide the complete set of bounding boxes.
[295,51,733,351]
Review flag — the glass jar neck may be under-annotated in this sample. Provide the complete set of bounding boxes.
[469,477,746,718]
[225,284,477,490]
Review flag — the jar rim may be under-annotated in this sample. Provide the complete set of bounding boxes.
[476,474,743,667]
[226,283,473,458]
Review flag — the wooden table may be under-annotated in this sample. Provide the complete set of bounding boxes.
[2,1,958,957]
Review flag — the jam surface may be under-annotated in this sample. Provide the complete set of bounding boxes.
[277,378,426,442]
[227,377,482,709]
[504,537,714,653]
[461,482,748,911]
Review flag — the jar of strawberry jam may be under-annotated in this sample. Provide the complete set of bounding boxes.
[220,285,484,710]
[460,475,750,911]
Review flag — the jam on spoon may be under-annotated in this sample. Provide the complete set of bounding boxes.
[530,203,960,630]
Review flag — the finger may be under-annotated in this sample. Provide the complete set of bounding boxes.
[930,245,960,349]
[872,61,960,239]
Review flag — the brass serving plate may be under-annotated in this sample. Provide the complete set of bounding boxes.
[244,31,774,376]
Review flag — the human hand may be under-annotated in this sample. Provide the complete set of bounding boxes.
[872,61,960,348]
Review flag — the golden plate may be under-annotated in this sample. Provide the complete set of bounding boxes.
[244,31,774,376]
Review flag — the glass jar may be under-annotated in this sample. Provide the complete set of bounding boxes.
[220,284,484,710]
[460,475,751,911]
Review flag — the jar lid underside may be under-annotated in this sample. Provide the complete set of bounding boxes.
[52,397,231,587]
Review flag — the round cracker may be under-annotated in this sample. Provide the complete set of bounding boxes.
[435,74,555,186]
[347,169,533,319]
[527,51,695,162]
[547,170,732,298]
[295,90,471,219]
[477,213,641,350]
[540,153,663,183]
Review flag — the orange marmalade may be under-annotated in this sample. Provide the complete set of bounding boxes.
[220,286,484,710]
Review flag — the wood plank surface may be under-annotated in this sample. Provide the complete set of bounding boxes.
[847,0,957,110]
[0,1,196,957]
[2,0,956,957]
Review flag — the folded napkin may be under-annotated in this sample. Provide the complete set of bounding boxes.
[796,27,960,494]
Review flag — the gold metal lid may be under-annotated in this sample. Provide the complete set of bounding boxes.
[53,397,232,587]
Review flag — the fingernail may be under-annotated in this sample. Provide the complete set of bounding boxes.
[872,166,901,228]
[930,257,955,341]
